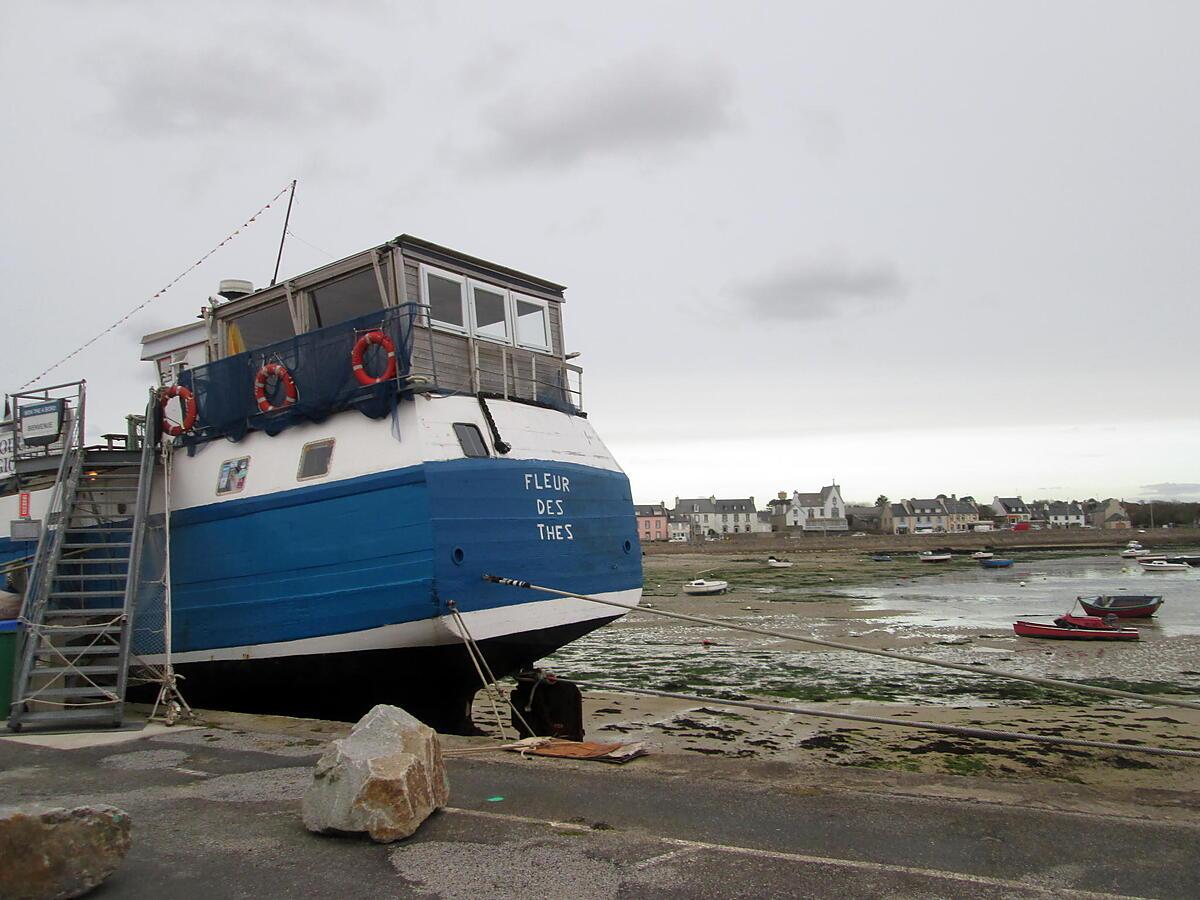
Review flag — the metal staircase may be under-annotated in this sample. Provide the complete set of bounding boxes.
[7,390,158,732]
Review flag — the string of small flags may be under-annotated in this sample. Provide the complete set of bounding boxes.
[18,181,295,391]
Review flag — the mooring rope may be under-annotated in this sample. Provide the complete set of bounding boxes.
[570,680,1200,760]
[481,575,1200,712]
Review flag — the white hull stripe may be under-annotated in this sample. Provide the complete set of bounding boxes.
[140,589,640,666]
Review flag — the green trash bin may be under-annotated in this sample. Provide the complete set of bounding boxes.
[0,619,18,721]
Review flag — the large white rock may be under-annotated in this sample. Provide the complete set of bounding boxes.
[302,704,449,843]
[0,804,132,900]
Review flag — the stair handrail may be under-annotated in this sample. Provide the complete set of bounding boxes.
[112,390,159,715]
[9,384,87,723]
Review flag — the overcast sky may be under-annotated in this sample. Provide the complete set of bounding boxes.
[2,1,1197,504]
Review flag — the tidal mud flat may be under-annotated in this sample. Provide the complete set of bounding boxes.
[489,548,1200,790]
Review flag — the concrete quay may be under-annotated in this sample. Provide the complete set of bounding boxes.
[2,710,1197,899]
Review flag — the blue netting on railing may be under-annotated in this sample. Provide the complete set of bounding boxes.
[179,305,417,445]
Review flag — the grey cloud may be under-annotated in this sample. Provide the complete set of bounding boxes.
[736,259,905,321]
[89,40,379,137]
[462,54,736,172]
[1139,482,1200,497]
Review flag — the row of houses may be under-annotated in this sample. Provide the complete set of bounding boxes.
[879,495,1129,534]
[635,484,848,542]
[637,491,1136,541]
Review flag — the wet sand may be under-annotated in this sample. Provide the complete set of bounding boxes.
[473,548,1200,792]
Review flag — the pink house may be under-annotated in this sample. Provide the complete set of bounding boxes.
[635,503,670,542]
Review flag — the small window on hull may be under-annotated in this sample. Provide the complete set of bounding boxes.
[298,439,335,480]
[453,423,489,458]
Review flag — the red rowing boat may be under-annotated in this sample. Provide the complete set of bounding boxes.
[1012,614,1139,641]
[1078,595,1163,618]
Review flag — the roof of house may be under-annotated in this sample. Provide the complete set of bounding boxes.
[889,503,908,517]
[714,498,756,513]
[674,498,717,514]
[941,498,977,515]
[996,497,1030,514]
[909,499,946,514]
[634,504,667,517]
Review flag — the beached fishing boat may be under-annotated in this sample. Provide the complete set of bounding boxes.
[1138,559,1189,571]
[1167,555,1200,567]
[1013,615,1139,641]
[766,556,793,568]
[980,558,1013,568]
[1078,595,1163,618]
[3,234,641,732]
[918,552,952,563]
[683,579,729,596]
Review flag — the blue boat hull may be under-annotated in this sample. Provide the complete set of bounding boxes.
[131,455,642,729]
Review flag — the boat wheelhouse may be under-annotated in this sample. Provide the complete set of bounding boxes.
[5,235,642,732]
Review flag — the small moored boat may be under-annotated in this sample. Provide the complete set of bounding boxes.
[970,551,993,560]
[918,552,952,563]
[869,553,892,562]
[766,556,794,568]
[1078,595,1163,618]
[980,558,1013,568]
[1138,559,1189,571]
[683,579,729,596]
[1013,615,1139,641]
[1120,548,1149,558]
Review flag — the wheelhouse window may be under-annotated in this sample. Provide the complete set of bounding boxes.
[452,423,489,458]
[469,281,510,343]
[226,301,295,353]
[513,293,551,351]
[297,439,335,480]
[421,265,467,332]
[308,267,385,329]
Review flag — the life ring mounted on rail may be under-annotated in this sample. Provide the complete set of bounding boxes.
[254,362,298,413]
[159,385,197,437]
[351,330,398,386]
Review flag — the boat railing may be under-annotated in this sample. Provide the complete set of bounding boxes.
[8,381,87,666]
[405,303,584,414]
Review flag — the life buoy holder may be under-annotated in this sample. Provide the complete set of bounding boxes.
[351,330,397,386]
[254,362,298,413]
[160,385,197,436]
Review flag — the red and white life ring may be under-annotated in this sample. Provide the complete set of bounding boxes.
[160,385,197,436]
[254,362,298,413]
[351,330,397,386]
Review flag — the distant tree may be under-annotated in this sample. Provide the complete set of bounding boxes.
[875,495,889,508]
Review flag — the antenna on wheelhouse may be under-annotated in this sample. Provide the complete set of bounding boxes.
[270,179,298,287]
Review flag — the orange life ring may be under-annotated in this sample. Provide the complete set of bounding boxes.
[351,330,397,386]
[160,385,197,436]
[254,362,298,413]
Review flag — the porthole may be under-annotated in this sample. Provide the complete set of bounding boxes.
[452,547,465,565]
[623,539,632,554]
[453,423,489,458]
[297,439,335,480]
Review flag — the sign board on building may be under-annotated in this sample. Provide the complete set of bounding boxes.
[0,424,13,480]
[18,492,30,518]
[18,399,64,449]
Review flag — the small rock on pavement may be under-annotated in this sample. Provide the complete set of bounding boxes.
[302,704,449,843]
[0,804,132,900]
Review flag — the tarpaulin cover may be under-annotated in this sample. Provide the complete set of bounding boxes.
[179,306,416,446]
